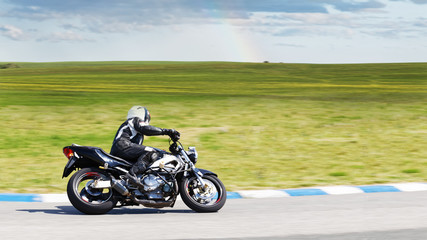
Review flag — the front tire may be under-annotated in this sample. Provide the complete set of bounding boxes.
[67,167,117,214]
[179,175,226,212]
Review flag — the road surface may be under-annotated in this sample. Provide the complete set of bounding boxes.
[1,191,426,239]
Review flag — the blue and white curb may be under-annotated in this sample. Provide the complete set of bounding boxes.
[0,193,68,203]
[1,183,427,202]
[227,182,427,199]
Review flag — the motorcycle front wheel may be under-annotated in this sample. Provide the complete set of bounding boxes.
[179,175,227,212]
[67,167,117,214]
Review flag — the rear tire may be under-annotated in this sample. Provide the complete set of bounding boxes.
[67,167,117,214]
[179,175,226,212]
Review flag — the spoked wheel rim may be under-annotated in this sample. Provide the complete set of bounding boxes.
[186,177,223,206]
[75,171,113,205]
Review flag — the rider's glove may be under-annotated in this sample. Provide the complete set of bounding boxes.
[164,129,180,141]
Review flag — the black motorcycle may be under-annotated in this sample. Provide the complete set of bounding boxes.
[62,139,226,214]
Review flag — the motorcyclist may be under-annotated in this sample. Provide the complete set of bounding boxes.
[110,106,180,180]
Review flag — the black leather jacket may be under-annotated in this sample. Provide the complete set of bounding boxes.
[110,117,168,157]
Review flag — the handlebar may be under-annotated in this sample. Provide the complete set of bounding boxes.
[168,138,183,154]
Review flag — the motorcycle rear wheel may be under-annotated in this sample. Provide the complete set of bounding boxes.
[179,175,227,212]
[67,167,117,214]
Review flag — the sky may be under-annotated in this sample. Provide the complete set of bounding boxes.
[0,0,426,63]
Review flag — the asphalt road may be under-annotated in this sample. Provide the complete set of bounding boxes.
[1,191,427,239]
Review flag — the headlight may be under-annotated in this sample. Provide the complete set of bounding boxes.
[187,146,198,164]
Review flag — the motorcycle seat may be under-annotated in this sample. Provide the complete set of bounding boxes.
[98,148,133,166]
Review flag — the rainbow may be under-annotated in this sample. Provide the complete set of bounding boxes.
[201,2,262,62]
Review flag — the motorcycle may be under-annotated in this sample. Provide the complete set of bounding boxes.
[62,139,227,214]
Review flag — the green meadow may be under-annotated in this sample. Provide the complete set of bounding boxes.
[0,61,426,193]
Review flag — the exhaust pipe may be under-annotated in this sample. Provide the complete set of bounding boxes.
[111,178,130,196]
[130,195,174,208]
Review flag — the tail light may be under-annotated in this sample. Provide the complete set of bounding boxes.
[63,147,74,160]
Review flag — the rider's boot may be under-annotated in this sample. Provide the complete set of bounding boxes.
[125,152,151,184]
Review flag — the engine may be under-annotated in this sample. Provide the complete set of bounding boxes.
[138,174,174,200]
[125,154,180,201]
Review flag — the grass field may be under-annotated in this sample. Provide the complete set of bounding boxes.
[0,61,426,193]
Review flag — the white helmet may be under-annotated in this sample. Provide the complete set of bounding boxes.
[127,106,151,124]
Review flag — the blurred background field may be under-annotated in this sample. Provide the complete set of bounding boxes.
[0,61,426,193]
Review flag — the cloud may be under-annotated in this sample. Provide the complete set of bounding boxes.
[250,11,361,39]
[37,31,93,42]
[1,0,424,43]
[275,43,305,48]
[391,0,427,4]
[273,28,306,37]
[266,12,354,26]
[3,0,387,23]
[0,24,27,40]
[1,0,389,37]
[326,0,385,11]
[414,18,427,27]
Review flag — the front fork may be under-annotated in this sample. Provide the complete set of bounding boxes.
[180,149,208,190]
[193,168,209,191]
